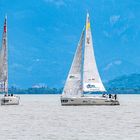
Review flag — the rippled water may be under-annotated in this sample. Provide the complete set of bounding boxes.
[0,94,140,140]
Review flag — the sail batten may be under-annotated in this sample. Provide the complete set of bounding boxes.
[0,16,8,93]
[83,13,106,92]
[62,28,85,97]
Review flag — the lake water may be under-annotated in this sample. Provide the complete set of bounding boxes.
[0,94,140,140]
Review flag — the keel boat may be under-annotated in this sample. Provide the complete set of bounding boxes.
[0,16,20,105]
[61,13,119,106]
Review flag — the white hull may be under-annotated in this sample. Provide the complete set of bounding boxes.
[1,96,20,105]
[61,96,120,106]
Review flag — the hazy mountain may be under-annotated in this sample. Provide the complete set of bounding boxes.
[106,73,140,88]
[100,59,140,82]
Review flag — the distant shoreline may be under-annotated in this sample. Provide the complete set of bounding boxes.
[1,93,140,95]
[0,84,139,94]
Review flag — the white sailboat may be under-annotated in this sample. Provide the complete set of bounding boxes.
[61,13,119,105]
[0,16,20,105]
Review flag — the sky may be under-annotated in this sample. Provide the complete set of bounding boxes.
[0,0,140,88]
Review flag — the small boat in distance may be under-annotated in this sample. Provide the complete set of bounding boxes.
[0,16,20,105]
[61,13,119,106]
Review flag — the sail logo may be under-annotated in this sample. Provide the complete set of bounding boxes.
[69,75,75,79]
[87,37,90,44]
[86,84,96,89]
[86,21,90,30]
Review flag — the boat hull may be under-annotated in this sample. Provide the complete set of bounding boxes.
[61,96,120,106]
[1,96,20,105]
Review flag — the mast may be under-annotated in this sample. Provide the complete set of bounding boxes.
[62,28,85,97]
[0,16,8,94]
[83,13,106,92]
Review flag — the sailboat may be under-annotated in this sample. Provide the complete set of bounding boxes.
[61,13,119,105]
[0,16,20,105]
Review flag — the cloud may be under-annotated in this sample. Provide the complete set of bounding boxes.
[44,0,65,7]
[12,10,34,19]
[103,31,111,38]
[110,15,120,25]
[11,63,25,69]
[103,60,122,71]
[36,27,45,32]
[114,60,122,65]
[35,58,40,62]
[103,63,113,71]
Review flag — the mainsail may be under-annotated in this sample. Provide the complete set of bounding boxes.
[62,28,85,97]
[0,16,8,93]
[83,13,106,92]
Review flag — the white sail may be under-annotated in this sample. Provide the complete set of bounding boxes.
[0,16,8,93]
[83,13,106,92]
[62,29,85,97]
